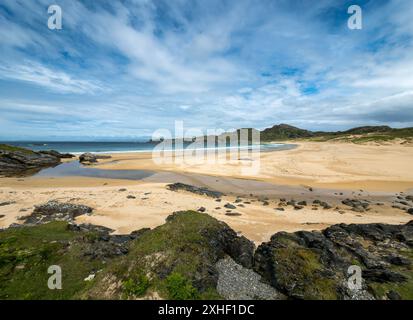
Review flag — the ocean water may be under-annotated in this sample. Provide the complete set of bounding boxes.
[2,141,294,154]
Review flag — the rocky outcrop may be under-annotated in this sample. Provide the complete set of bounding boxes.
[22,200,93,225]
[39,150,75,159]
[68,223,150,260]
[167,182,224,198]
[1,207,412,300]
[85,211,254,299]
[79,153,111,164]
[0,144,61,177]
[254,221,413,300]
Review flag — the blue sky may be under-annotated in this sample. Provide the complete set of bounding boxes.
[0,0,413,140]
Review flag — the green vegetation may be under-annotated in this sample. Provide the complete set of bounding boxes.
[91,210,223,300]
[122,273,150,298]
[1,211,411,300]
[259,124,413,144]
[0,222,106,299]
[165,272,199,300]
[272,245,338,300]
[260,124,313,141]
[0,144,35,154]
[368,248,413,300]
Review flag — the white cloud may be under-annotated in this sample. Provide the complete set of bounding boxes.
[0,62,105,94]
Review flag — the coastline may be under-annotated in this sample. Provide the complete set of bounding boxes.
[92,141,413,192]
[1,140,412,244]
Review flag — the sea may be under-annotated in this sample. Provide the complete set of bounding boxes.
[2,141,294,154]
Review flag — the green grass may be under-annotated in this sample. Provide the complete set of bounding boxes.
[0,222,107,300]
[165,272,199,300]
[122,273,150,298]
[0,144,35,154]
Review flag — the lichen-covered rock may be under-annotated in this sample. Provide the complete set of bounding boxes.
[23,201,93,225]
[254,221,413,300]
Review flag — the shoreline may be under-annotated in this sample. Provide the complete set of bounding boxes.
[91,141,413,192]
[1,140,412,244]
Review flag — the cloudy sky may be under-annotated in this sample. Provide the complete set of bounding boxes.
[0,0,412,140]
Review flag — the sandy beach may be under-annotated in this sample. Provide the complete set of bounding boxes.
[95,141,413,191]
[1,141,412,244]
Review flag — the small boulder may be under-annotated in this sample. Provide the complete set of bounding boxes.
[224,203,236,210]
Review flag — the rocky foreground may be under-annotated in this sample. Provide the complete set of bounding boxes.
[0,202,412,300]
[0,144,74,177]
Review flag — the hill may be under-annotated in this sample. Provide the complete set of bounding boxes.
[260,124,413,143]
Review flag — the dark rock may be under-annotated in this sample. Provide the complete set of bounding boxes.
[79,153,97,163]
[408,208,413,215]
[386,290,402,300]
[351,206,365,213]
[79,153,111,164]
[129,228,151,240]
[224,203,237,210]
[0,144,61,177]
[0,214,5,219]
[197,207,206,213]
[234,199,243,203]
[225,212,242,216]
[253,221,413,300]
[118,188,127,192]
[275,208,285,211]
[262,201,270,206]
[385,255,411,266]
[297,201,307,206]
[23,201,93,225]
[342,199,369,209]
[167,182,223,198]
[363,269,407,283]
[126,195,136,199]
[0,201,15,207]
[39,150,75,159]
[320,202,332,209]
[294,205,304,210]
[33,201,92,216]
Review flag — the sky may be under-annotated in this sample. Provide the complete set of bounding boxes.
[0,0,413,140]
